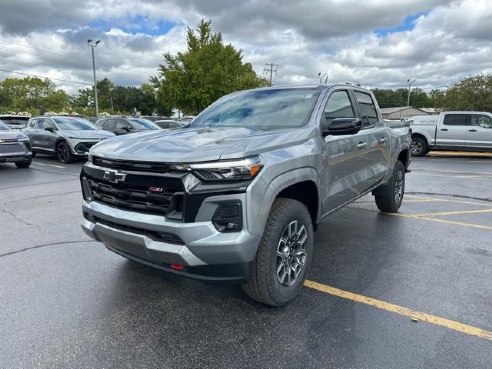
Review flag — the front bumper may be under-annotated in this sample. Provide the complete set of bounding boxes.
[68,139,104,156]
[81,199,260,283]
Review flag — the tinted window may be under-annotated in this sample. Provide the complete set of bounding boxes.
[192,88,320,129]
[52,117,96,130]
[471,114,492,129]
[355,92,379,127]
[324,90,355,124]
[443,114,469,126]
[128,118,161,130]
[115,119,131,129]
[42,119,55,130]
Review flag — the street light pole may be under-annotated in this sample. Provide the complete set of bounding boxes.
[87,39,101,116]
[407,79,416,107]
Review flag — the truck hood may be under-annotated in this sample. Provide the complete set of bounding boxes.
[62,130,115,139]
[90,126,315,163]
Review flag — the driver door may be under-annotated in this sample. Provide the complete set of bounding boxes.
[320,89,369,214]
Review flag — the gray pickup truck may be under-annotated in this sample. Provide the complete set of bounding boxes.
[80,84,411,306]
[410,111,492,156]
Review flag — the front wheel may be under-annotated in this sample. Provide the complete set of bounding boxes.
[374,161,405,213]
[242,198,314,306]
[56,141,74,163]
[411,137,428,156]
[15,159,32,168]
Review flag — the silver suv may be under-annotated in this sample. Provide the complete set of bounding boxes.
[24,116,114,163]
[81,85,411,306]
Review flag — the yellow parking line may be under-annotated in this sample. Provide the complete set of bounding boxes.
[304,280,492,341]
[388,213,492,231]
[405,196,491,207]
[411,209,492,217]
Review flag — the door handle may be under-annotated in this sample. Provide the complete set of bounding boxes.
[379,137,387,143]
[357,142,367,149]
[468,129,477,132]
[440,128,448,131]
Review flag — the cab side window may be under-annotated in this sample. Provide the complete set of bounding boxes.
[471,115,492,129]
[42,119,55,130]
[443,114,470,126]
[354,92,379,127]
[324,90,355,124]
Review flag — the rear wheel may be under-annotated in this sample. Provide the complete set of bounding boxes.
[15,158,32,168]
[56,141,74,163]
[374,161,405,213]
[242,198,314,306]
[411,137,428,156]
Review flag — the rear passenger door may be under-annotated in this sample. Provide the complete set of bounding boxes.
[436,114,469,147]
[353,90,391,191]
[467,114,492,149]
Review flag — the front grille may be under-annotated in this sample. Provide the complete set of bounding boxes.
[74,142,98,154]
[83,162,185,217]
[0,142,24,154]
[93,156,171,173]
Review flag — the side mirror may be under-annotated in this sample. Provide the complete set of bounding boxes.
[44,126,54,133]
[322,118,362,136]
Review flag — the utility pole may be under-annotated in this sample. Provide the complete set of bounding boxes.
[87,39,101,116]
[407,79,416,107]
[318,72,328,84]
[264,63,279,86]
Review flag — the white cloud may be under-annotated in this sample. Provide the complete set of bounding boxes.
[0,0,490,95]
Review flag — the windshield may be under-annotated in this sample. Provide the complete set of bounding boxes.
[191,88,320,129]
[128,118,160,130]
[52,117,96,130]
[0,121,9,130]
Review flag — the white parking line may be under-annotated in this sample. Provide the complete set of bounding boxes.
[32,161,65,169]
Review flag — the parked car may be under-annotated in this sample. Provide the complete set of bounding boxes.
[24,116,114,163]
[410,111,492,156]
[154,119,187,129]
[80,84,411,306]
[95,116,161,135]
[0,114,31,130]
[0,120,32,168]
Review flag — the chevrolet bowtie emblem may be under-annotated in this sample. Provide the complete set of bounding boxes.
[103,169,126,183]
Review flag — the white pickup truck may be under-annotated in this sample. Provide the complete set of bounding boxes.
[409,111,492,156]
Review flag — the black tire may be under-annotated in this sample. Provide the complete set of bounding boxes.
[15,158,32,168]
[374,160,405,213]
[242,198,314,306]
[411,136,428,156]
[31,151,37,158]
[56,141,74,163]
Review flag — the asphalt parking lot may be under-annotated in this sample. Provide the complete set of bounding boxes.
[1,152,491,369]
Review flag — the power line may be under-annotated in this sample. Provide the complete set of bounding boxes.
[0,68,91,86]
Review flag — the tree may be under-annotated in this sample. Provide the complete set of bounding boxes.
[439,74,492,111]
[0,77,70,114]
[154,19,268,115]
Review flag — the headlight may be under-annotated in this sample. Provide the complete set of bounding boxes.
[172,156,264,182]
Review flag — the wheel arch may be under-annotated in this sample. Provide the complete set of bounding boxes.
[248,167,322,237]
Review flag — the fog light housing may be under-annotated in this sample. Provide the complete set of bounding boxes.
[212,201,242,232]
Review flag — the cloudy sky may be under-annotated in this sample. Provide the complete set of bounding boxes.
[0,0,490,94]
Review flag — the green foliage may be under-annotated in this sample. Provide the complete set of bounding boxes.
[438,74,492,111]
[154,19,268,115]
[372,87,432,108]
[0,77,70,114]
